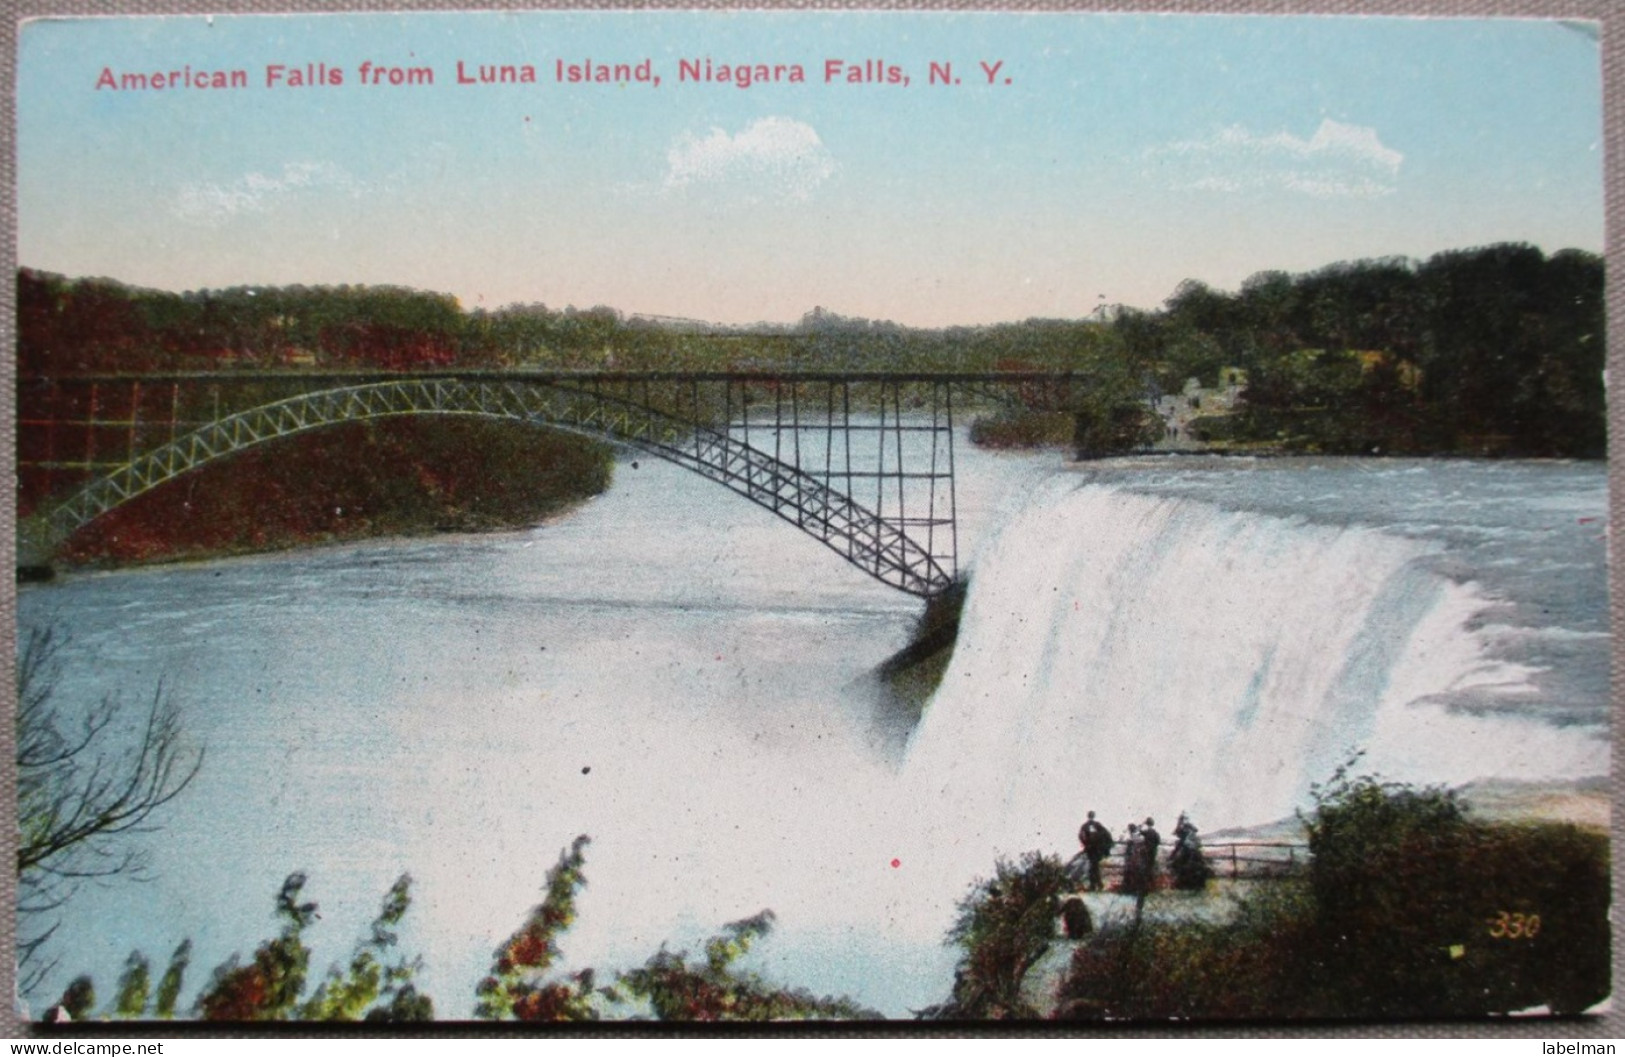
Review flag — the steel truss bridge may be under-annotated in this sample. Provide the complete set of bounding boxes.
[17,370,1087,597]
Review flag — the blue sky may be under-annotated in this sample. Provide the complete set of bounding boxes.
[18,12,1604,326]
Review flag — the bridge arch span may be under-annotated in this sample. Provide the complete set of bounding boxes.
[39,377,956,598]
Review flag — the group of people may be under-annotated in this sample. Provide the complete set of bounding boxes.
[1071,810,1212,895]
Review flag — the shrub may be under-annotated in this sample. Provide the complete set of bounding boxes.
[931,851,1073,1018]
[1057,880,1321,1020]
[616,911,879,1021]
[1304,766,1610,1016]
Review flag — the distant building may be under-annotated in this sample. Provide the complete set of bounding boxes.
[1153,369,1247,450]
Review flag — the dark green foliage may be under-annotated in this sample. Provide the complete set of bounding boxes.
[1072,401,1161,459]
[1303,766,1610,1017]
[1057,882,1321,1020]
[933,851,1073,1018]
[57,976,96,1020]
[617,911,880,1021]
[1146,245,1604,457]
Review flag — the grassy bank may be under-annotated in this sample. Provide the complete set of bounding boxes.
[57,419,614,568]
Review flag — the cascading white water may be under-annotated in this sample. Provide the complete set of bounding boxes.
[898,476,1605,890]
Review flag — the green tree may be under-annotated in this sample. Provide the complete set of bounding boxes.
[153,940,192,1019]
[1303,758,1610,1016]
[55,976,96,1020]
[930,851,1073,1018]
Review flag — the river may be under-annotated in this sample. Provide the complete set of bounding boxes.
[16,445,1609,1018]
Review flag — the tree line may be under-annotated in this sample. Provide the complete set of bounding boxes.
[1123,243,1606,458]
[18,240,1607,457]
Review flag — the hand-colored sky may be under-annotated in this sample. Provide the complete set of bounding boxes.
[18,12,1603,326]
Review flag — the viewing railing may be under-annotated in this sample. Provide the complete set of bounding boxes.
[1078,840,1311,888]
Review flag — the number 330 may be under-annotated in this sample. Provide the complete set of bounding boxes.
[1487,911,1540,939]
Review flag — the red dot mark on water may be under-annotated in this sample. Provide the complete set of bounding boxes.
[890,858,901,869]
[715,654,724,661]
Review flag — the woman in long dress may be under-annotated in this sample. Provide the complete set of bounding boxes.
[1119,823,1146,896]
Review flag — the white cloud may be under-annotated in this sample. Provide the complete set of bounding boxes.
[664,117,836,199]
[1150,118,1403,199]
[175,161,359,223]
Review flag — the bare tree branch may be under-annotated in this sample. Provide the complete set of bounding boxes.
[16,625,205,994]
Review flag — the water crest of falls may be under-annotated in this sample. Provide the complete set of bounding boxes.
[899,476,1603,886]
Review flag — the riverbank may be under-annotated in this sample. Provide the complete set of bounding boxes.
[45,418,613,571]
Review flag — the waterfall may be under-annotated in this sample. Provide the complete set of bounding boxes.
[898,477,1602,886]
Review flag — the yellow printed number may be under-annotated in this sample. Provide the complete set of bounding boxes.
[1486,911,1541,939]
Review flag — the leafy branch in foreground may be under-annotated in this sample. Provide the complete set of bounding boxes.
[300,874,433,1021]
[473,835,878,1022]
[194,872,320,1020]
[16,625,204,993]
[616,910,881,1021]
[475,834,601,1021]
[192,872,433,1021]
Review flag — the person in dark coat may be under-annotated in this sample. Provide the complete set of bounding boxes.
[1169,812,1214,890]
[1141,817,1162,888]
[1078,810,1113,892]
[1119,823,1146,895]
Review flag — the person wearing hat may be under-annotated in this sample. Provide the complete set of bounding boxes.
[1078,810,1113,892]
[1141,817,1162,886]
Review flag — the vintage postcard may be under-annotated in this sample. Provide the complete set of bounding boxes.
[12,9,1612,1027]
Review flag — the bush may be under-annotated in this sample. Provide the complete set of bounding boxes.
[1305,767,1609,1016]
[968,410,1076,449]
[1057,881,1321,1020]
[930,851,1073,1018]
[616,911,879,1021]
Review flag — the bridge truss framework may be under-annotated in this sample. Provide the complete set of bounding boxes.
[15,371,1022,598]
